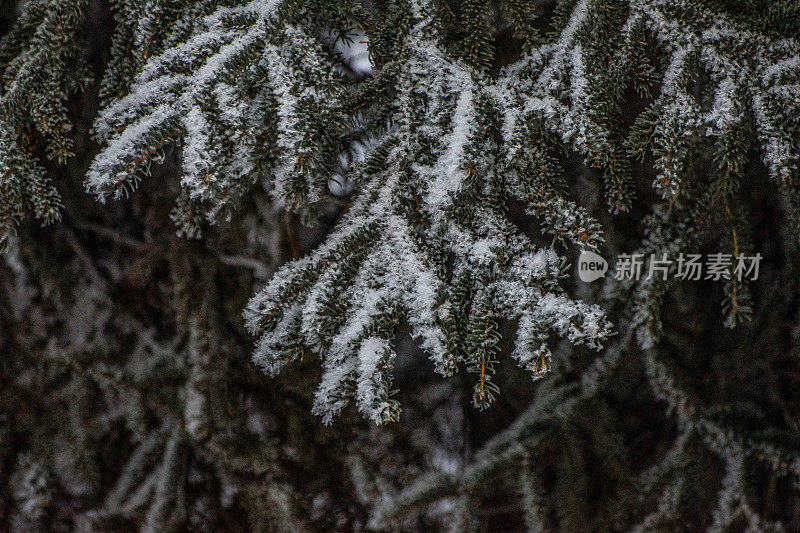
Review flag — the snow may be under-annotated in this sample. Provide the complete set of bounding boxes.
[87,0,798,425]
[355,337,393,423]
[424,85,474,208]
[87,103,179,199]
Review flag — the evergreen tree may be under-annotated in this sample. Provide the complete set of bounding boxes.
[1,0,799,530]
